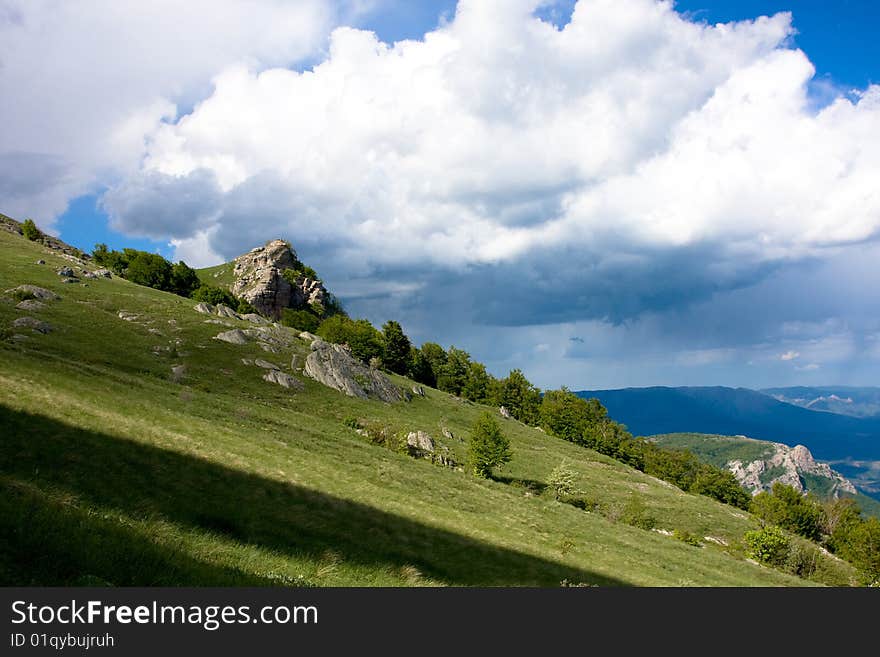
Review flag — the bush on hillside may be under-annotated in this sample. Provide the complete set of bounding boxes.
[191,284,237,308]
[547,461,578,501]
[281,308,320,332]
[21,219,40,241]
[744,525,790,566]
[468,412,512,478]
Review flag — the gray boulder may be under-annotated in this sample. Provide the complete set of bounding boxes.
[406,431,435,454]
[304,342,406,402]
[94,269,112,278]
[81,271,98,279]
[170,364,187,383]
[499,406,512,419]
[36,259,45,265]
[56,266,75,277]
[117,311,139,321]
[263,370,304,390]
[16,299,45,311]
[213,329,249,345]
[254,359,280,370]
[242,313,270,325]
[215,304,240,319]
[12,316,52,333]
[411,385,425,396]
[5,285,59,300]
[193,302,214,314]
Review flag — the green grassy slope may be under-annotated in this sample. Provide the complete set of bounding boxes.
[0,230,854,586]
[196,262,236,288]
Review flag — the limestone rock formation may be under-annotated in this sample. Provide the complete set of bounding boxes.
[213,329,249,345]
[728,441,857,497]
[406,431,435,454]
[230,239,328,320]
[5,285,59,300]
[193,302,214,314]
[16,300,45,311]
[304,342,406,402]
[12,316,52,333]
[263,370,304,390]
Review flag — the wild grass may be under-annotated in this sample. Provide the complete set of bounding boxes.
[0,230,854,586]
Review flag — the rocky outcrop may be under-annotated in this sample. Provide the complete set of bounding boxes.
[5,285,59,300]
[262,370,304,390]
[304,341,406,402]
[728,442,857,497]
[12,317,52,333]
[213,329,249,345]
[230,239,328,320]
[406,431,435,454]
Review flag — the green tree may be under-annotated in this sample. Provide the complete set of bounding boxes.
[125,251,172,290]
[689,466,751,510]
[408,347,436,387]
[169,261,200,297]
[437,346,471,396]
[743,525,791,566]
[21,218,40,241]
[317,315,384,363]
[191,284,237,307]
[461,361,492,403]
[498,369,542,424]
[281,309,320,332]
[468,412,513,478]
[381,320,411,375]
[750,483,825,542]
[548,461,578,500]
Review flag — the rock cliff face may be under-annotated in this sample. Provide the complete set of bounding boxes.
[728,442,856,497]
[303,339,406,403]
[230,239,328,319]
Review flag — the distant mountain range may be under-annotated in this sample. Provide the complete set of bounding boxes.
[761,386,880,418]
[575,386,880,499]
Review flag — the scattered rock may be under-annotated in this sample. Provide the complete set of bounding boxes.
[406,431,435,455]
[499,406,512,419]
[299,331,320,342]
[230,239,329,320]
[215,304,240,319]
[5,285,59,300]
[94,269,112,278]
[36,259,45,265]
[213,329,249,345]
[81,271,98,279]
[15,300,45,311]
[262,370,304,390]
[12,316,52,333]
[303,341,407,402]
[290,354,299,370]
[193,302,214,314]
[254,359,280,370]
[61,277,79,284]
[442,428,455,441]
[259,343,280,353]
[241,358,254,366]
[148,328,163,335]
[56,266,74,277]
[117,311,139,321]
[11,333,29,342]
[170,364,187,383]
[411,385,425,397]
[241,313,270,325]
[203,319,232,326]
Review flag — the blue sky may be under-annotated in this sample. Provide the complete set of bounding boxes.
[3,0,880,390]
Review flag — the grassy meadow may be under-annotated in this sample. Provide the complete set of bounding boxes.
[0,229,857,586]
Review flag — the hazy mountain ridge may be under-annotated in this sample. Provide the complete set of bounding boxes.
[761,386,880,418]
[576,386,880,500]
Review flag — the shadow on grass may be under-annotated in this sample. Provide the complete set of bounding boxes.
[491,475,549,496]
[0,405,625,587]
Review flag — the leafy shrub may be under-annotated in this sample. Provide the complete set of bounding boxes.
[620,495,656,530]
[237,299,257,315]
[382,320,412,375]
[547,461,578,500]
[317,315,384,363]
[191,284,237,307]
[281,309,320,332]
[563,497,599,512]
[785,542,818,578]
[169,261,201,297]
[749,483,825,542]
[21,218,40,241]
[744,525,791,566]
[673,529,702,547]
[342,416,360,429]
[468,412,512,478]
[125,251,172,289]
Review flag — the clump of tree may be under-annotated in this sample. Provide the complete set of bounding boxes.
[468,412,512,478]
[316,315,384,363]
[381,321,411,375]
[748,484,880,585]
[21,218,41,241]
[92,243,256,310]
[536,387,751,510]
